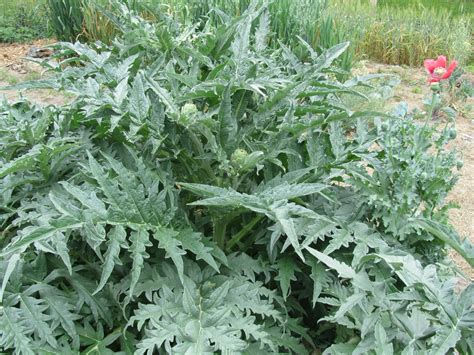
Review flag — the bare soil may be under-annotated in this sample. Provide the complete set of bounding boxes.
[0,39,66,105]
[1,44,473,279]
[0,40,51,67]
[447,117,474,280]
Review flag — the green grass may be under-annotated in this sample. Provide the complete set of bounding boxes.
[0,0,41,15]
[328,0,472,66]
[0,68,42,85]
[0,69,19,85]
[24,71,41,81]
[379,0,474,16]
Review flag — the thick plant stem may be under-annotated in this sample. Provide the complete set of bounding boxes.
[426,86,440,122]
[213,218,227,249]
[226,215,264,251]
[188,130,215,181]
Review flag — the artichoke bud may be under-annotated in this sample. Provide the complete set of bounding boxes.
[231,148,249,167]
[179,103,198,125]
[180,102,198,116]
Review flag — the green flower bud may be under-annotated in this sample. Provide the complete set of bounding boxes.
[231,148,249,167]
[430,82,440,92]
[448,128,456,140]
[180,103,198,116]
[179,103,198,126]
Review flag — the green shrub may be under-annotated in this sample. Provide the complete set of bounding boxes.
[0,27,36,43]
[0,2,473,353]
[0,0,40,18]
[0,2,50,43]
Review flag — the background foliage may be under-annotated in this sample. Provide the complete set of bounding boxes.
[41,0,473,69]
[0,0,471,70]
[328,0,472,66]
[0,1,50,43]
[0,1,473,354]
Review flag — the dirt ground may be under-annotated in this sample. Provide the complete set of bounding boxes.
[448,118,474,280]
[1,44,473,279]
[0,40,66,105]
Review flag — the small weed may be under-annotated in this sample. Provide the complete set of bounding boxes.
[464,104,473,117]
[24,71,41,81]
[0,69,19,85]
[61,90,77,100]
[411,87,422,94]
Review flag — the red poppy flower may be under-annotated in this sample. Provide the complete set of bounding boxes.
[424,56,457,83]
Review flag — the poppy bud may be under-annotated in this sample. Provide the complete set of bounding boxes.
[448,128,456,140]
[430,82,440,92]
